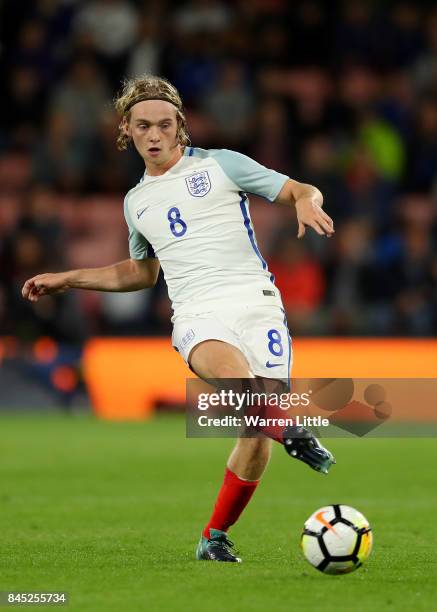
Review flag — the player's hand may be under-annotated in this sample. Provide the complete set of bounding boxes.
[22,273,70,302]
[295,197,335,239]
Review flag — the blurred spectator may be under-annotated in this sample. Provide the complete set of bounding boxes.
[50,56,111,139]
[369,194,436,335]
[341,144,397,229]
[339,65,380,114]
[324,219,375,335]
[0,192,85,342]
[74,0,139,88]
[393,224,435,335]
[376,71,415,138]
[31,112,90,192]
[20,184,65,259]
[100,291,153,335]
[337,1,388,68]
[202,61,254,146]
[255,22,291,69]
[299,135,347,227]
[413,9,437,93]
[269,233,325,334]
[173,0,233,34]
[289,1,330,67]
[405,95,437,191]
[90,109,144,192]
[358,115,405,181]
[128,17,162,77]
[166,32,221,104]
[388,2,425,68]
[248,98,293,174]
[13,19,55,84]
[33,0,76,42]
[2,67,47,150]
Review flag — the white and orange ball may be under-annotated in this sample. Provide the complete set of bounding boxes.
[300,504,373,575]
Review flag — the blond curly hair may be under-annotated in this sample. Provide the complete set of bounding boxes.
[114,75,190,151]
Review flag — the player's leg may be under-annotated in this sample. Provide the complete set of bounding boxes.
[189,330,335,475]
[189,337,334,561]
[190,340,271,477]
[173,313,334,561]
[190,340,272,562]
[227,436,272,481]
[236,305,336,474]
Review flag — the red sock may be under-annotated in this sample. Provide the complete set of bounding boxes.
[203,467,259,538]
[245,401,292,443]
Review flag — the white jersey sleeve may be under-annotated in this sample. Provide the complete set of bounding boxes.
[209,149,288,202]
[124,196,156,259]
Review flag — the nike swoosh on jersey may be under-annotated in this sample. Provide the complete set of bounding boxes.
[137,207,148,219]
[265,361,284,368]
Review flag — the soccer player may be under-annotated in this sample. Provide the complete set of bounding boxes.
[22,75,335,563]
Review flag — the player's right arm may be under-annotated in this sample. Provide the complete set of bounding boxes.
[21,258,160,302]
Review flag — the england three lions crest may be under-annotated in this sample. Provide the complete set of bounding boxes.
[185,171,211,197]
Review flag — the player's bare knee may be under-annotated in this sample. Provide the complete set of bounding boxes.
[214,363,250,379]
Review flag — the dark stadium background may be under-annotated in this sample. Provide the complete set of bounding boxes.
[0,0,436,409]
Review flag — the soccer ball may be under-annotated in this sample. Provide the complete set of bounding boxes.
[300,504,373,575]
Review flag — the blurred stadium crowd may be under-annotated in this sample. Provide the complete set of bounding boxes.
[0,0,436,342]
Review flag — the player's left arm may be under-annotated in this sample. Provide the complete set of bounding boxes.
[209,150,334,239]
[274,179,334,239]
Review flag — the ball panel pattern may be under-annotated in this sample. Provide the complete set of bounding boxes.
[300,504,373,575]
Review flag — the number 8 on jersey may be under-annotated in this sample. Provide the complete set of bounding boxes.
[168,207,187,237]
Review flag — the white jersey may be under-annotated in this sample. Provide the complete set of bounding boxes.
[124,146,289,320]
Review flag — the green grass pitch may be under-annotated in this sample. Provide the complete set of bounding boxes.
[1,413,436,611]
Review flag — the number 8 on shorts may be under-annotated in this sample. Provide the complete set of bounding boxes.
[267,329,283,356]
